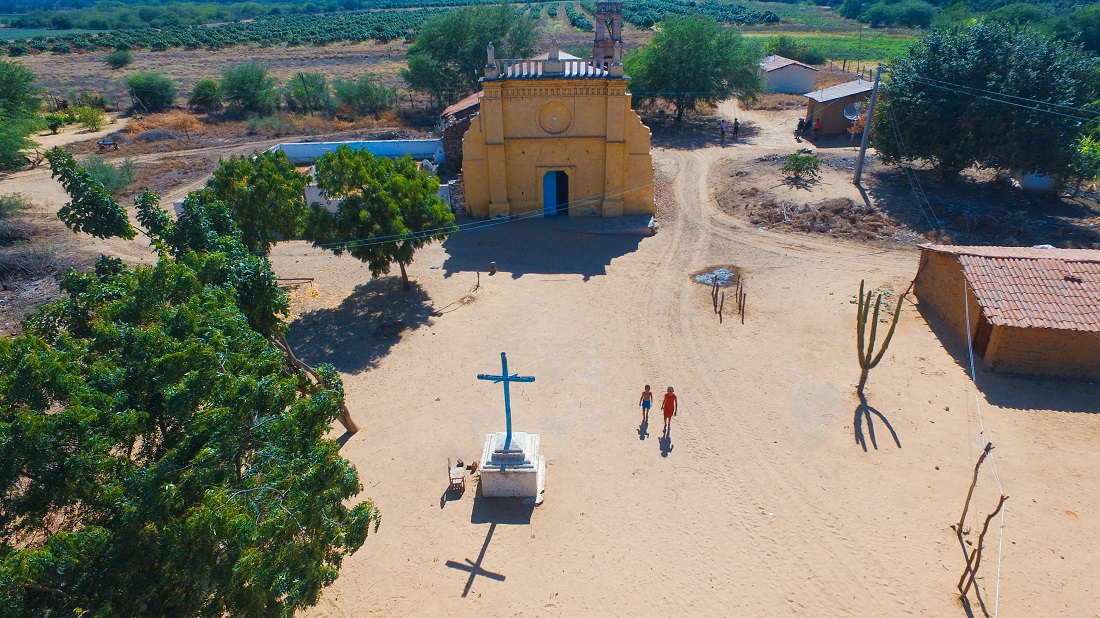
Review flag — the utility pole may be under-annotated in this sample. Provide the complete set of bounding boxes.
[853,65,883,186]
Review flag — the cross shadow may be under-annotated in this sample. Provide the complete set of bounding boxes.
[638,415,649,440]
[853,391,901,452]
[470,484,534,525]
[659,429,674,457]
[285,277,435,374]
[445,522,505,597]
[441,216,646,281]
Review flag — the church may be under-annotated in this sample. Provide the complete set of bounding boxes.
[460,3,655,218]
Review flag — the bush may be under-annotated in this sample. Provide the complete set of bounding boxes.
[126,72,176,113]
[333,74,396,119]
[0,192,31,219]
[7,44,29,57]
[188,78,223,111]
[71,105,107,131]
[44,112,67,134]
[104,49,133,69]
[79,155,136,193]
[221,63,279,117]
[862,0,934,28]
[68,90,108,110]
[765,35,827,66]
[285,72,332,115]
[245,115,297,137]
[782,151,821,179]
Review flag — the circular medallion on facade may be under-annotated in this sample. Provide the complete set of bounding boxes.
[538,101,572,134]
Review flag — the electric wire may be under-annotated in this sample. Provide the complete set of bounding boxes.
[907,77,1098,123]
[911,75,1100,117]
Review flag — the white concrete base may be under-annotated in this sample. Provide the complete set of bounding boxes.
[479,431,544,499]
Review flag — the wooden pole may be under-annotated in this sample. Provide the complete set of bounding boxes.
[719,292,725,323]
[957,442,994,535]
[960,494,1008,597]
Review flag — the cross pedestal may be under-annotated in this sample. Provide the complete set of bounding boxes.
[479,431,544,499]
[476,353,545,502]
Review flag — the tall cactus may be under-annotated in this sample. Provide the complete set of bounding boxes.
[856,279,906,395]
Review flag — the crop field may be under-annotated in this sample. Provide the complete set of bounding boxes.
[744,30,915,63]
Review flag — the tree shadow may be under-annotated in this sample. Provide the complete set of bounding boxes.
[783,175,820,191]
[470,483,534,525]
[918,305,1100,414]
[863,163,1100,247]
[285,277,435,374]
[441,216,646,281]
[853,391,902,452]
[445,522,505,597]
[644,111,725,150]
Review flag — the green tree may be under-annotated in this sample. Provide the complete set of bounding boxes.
[45,148,135,239]
[188,77,223,111]
[286,72,333,116]
[2,154,378,616]
[624,15,764,122]
[202,149,309,255]
[765,35,825,65]
[0,59,40,119]
[986,2,1047,25]
[0,115,36,170]
[221,62,279,117]
[1070,130,1100,194]
[333,74,397,119]
[104,48,133,69]
[402,3,538,108]
[873,23,1098,179]
[126,71,177,113]
[307,146,455,290]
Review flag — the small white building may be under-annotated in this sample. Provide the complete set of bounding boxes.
[758,55,819,94]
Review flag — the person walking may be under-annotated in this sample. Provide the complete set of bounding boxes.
[639,385,652,422]
[661,386,677,433]
[720,119,727,141]
[732,118,740,140]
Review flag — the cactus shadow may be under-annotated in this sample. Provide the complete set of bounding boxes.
[853,392,901,452]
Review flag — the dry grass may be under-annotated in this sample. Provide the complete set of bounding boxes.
[814,66,860,90]
[748,93,806,111]
[124,110,203,135]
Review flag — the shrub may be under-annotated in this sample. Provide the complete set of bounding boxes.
[68,90,108,110]
[782,151,820,179]
[104,49,133,69]
[71,105,107,131]
[126,72,177,113]
[7,44,29,57]
[765,35,827,66]
[0,192,31,219]
[44,112,67,134]
[245,115,297,137]
[285,72,333,115]
[79,155,136,193]
[333,74,397,119]
[188,78,223,111]
[221,63,279,117]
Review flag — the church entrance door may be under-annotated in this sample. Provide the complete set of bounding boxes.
[542,170,569,217]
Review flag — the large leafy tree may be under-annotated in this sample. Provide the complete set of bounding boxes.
[307,146,455,290]
[401,3,537,108]
[872,23,1098,178]
[201,149,310,256]
[624,15,764,122]
[0,148,375,616]
[221,62,279,117]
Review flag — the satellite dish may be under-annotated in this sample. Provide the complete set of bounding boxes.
[843,101,867,121]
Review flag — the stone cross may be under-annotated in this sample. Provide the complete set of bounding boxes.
[477,352,534,451]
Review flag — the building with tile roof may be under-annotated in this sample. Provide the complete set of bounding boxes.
[758,55,818,94]
[914,244,1100,377]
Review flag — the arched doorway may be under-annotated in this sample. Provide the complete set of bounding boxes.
[542,170,569,217]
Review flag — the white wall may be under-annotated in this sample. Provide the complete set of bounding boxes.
[763,65,818,95]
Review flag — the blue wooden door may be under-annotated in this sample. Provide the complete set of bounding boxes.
[543,171,557,217]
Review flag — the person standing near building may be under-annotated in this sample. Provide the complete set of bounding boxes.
[662,386,677,433]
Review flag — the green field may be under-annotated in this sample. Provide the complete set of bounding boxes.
[0,27,102,40]
[744,30,915,63]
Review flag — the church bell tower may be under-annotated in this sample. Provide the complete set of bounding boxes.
[592,1,623,69]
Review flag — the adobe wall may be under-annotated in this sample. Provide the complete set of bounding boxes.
[804,92,869,136]
[462,77,654,218]
[913,250,982,347]
[985,326,1100,378]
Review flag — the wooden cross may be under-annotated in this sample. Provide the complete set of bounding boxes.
[477,352,534,451]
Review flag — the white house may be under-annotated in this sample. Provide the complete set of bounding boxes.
[758,55,819,94]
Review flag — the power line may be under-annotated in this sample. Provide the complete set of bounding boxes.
[907,77,1098,123]
[913,75,1100,117]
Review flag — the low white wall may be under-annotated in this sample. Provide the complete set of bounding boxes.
[271,139,445,165]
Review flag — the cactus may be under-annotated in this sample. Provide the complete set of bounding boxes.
[856,279,906,395]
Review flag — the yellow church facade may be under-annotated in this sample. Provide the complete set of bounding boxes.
[461,44,655,218]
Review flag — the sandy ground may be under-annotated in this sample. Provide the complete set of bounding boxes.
[3,100,1099,616]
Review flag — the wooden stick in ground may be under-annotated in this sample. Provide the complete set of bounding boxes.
[957,442,994,536]
[719,292,725,323]
[960,494,1009,597]
[741,292,746,324]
